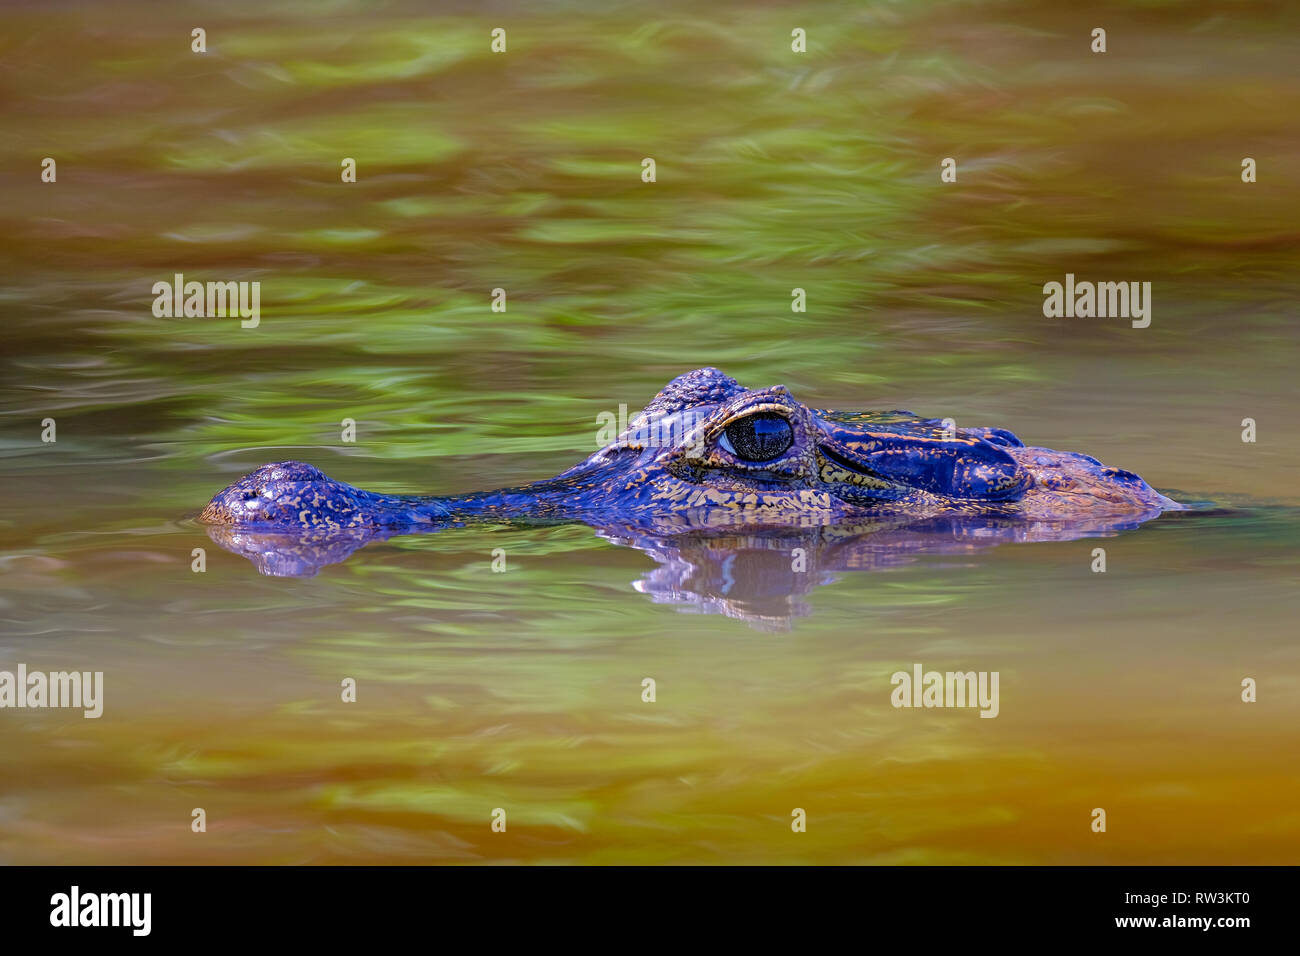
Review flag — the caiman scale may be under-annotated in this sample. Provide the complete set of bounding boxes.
[200,367,1182,535]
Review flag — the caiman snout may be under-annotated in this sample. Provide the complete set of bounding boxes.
[199,461,366,528]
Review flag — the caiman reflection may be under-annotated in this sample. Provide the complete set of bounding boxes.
[200,367,1184,621]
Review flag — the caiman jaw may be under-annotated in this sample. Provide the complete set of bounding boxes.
[816,444,910,497]
[659,383,1032,505]
[814,420,1031,503]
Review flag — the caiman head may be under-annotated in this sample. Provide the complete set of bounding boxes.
[199,366,1178,535]
[542,366,1036,522]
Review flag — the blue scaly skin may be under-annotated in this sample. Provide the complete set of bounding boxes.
[199,366,1182,537]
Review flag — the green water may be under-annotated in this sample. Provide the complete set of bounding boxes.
[1,0,1298,863]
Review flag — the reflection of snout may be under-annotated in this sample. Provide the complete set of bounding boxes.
[205,525,381,577]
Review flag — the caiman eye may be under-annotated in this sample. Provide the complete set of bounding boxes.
[720,413,794,462]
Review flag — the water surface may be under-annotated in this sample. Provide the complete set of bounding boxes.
[1,0,1298,864]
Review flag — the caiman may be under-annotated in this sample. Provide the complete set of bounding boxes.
[199,367,1182,550]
